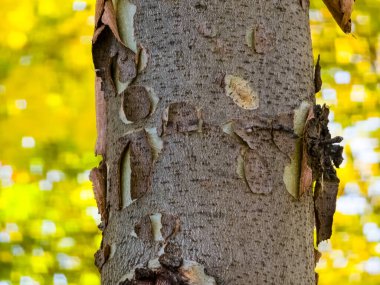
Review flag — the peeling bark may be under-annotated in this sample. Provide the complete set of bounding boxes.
[92,0,326,284]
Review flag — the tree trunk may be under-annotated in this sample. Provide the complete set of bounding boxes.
[92,0,318,284]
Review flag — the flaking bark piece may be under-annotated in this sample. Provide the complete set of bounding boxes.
[92,1,137,98]
[90,162,108,225]
[93,27,137,98]
[95,76,107,156]
[94,244,111,271]
[244,150,273,194]
[122,86,152,121]
[253,24,275,54]
[135,215,154,242]
[314,178,340,244]
[314,55,322,94]
[161,214,180,240]
[322,0,355,33]
[111,130,154,209]
[299,108,314,196]
[163,102,200,135]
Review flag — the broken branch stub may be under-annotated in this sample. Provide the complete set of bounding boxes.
[302,104,343,243]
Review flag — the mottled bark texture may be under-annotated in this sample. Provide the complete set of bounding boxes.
[92,0,319,284]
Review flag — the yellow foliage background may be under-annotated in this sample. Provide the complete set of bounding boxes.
[0,0,379,284]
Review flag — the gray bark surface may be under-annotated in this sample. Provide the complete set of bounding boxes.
[93,0,316,284]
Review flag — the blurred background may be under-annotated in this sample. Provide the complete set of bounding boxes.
[0,0,379,284]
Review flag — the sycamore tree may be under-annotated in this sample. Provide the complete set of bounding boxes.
[90,0,350,284]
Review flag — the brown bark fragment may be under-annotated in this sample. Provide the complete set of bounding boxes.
[253,24,275,54]
[314,55,322,94]
[135,215,154,242]
[122,86,152,121]
[314,248,322,266]
[314,179,340,244]
[244,150,273,195]
[95,76,107,156]
[160,214,180,240]
[90,162,108,225]
[162,103,200,135]
[299,108,314,196]
[322,0,354,33]
[94,244,111,271]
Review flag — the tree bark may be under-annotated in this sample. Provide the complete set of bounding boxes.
[92,0,318,284]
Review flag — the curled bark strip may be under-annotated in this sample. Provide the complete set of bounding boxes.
[322,0,354,33]
[299,108,315,196]
[111,130,154,209]
[90,161,108,226]
[95,76,107,156]
[94,244,111,271]
[314,179,339,244]
[162,102,201,135]
[122,86,152,121]
[314,55,322,94]
[92,0,137,98]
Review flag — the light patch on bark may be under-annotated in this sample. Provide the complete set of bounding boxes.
[180,260,217,285]
[110,243,117,259]
[111,0,137,94]
[236,149,247,180]
[150,213,164,241]
[283,101,311,198]
[114,0,137,53]
[224,75,259,110]
[245,28,254,49]
[137,45,149,73]
[145,127,163,160]
[121,146,133,207]
[119,104,134,124]
[293,101,311,136]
